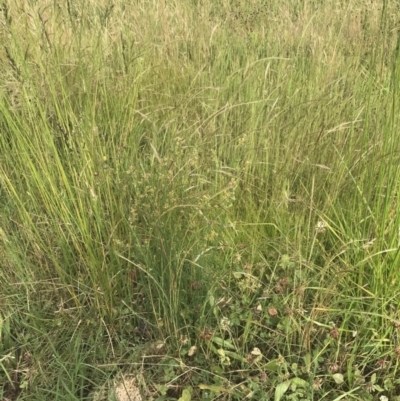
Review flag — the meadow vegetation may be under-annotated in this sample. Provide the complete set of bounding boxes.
[1,0,400,399]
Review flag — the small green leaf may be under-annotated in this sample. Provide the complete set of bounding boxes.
[155,384,168,395]
[178,387,192,401]
[275,381,291,401]
[384,378,393,390]
[373,384,385,392]
[209,295,215,307]
[211,336,236,350]
[290,377,308,387]
[264,359,281,372]
[303,353,311,371]
[223,349,246,363]
[211,365,223,374]
[332,373,344,384]
[19,381,28,389]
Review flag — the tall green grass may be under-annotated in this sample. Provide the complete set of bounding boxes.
[1,0,400,399]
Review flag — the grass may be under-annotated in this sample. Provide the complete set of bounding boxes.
[1,0,400,399]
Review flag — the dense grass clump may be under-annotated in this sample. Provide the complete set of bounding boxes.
[2,0,400,400]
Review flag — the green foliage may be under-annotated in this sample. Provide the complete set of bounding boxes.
[1,0,400,399]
